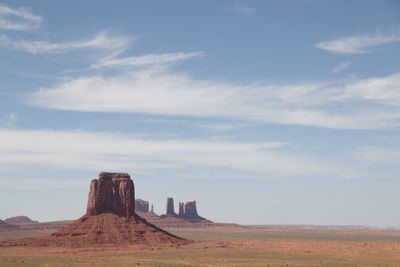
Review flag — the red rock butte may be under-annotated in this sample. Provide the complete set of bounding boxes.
[86,172,135,217]
[0,172,188,247]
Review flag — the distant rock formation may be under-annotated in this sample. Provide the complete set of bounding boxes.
[86,172,135,218]
[178,202,184,217]
[166,197,175,216]
[184,201,199,219]
[0,219,19,231]
[163,198,208,222]
[151,204,154,213]
[135,199,149,213]
[4,216,38,224]
[0,172,187,247]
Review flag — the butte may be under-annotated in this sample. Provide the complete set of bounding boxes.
[0,172,187,247]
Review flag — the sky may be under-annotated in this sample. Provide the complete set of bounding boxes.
[1,0,400,227]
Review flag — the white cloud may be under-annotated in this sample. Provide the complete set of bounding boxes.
[0,4,42,31]
[0,31,132,54]
[91,51,203,69]
[230,2,256,15]
[0,177,87,190]
[316,32,400,54]
[340,73,400,107]
[355,146,400,163]
[0,129,349,179]
[29,59,400,129]
[331,62,351,74]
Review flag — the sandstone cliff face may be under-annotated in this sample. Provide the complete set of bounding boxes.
[86,172,135,218]
[135,199,149,213]
[166,197,175,216]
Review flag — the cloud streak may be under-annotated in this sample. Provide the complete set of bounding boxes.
[0,129,348,179]
[29,58,400,129]
[316,32,400,54]
[230,2,256,15]
[0,4,42,31]
[331,62,351,74]
[0,31,132,54]
[91,51,203,69]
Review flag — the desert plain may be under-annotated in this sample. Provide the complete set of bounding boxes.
[2,226,400,266]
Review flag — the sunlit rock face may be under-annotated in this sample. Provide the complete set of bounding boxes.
[86,172,135,218]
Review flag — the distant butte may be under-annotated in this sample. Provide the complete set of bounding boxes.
[135,199,150,213]
[0,219,19,231]
[4,216,38,224]
[136,197,213,228]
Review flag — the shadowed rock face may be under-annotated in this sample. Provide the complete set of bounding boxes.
[178,202,184,217]
[4,216,38,224]
[0,219,19,230]
[184,201,199,219]
[86,172,135,218]
[166,197,175,216]
[135,199,149,213]
[162,198,208,222]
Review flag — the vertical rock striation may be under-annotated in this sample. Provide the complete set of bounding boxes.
[178,202,185,217]
[166,197,175,216]
[184,201,199,219]
[86,172,135,218]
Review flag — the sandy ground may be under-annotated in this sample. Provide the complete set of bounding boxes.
[2,228,400,266]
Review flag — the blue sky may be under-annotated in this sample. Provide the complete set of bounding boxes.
[1,0,400,227]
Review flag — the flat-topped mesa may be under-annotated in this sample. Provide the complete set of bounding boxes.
[86,172,135,218]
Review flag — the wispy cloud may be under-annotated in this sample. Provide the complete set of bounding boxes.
[0,31,132,54]
[0,4,42,31]
[340,73,400,107]
[7,112,16,122]
[230,1,256,15]
[91,51,203,69]
[0,129,350,179]
[316,32,400,54]
[29,56,400,130]
[331,62,351,74]
[355,146,400,163]
[0,177,87,190]
[0,112,16,126]
[193,122,250,132]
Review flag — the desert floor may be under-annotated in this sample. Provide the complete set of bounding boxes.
[2,228,400,266]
